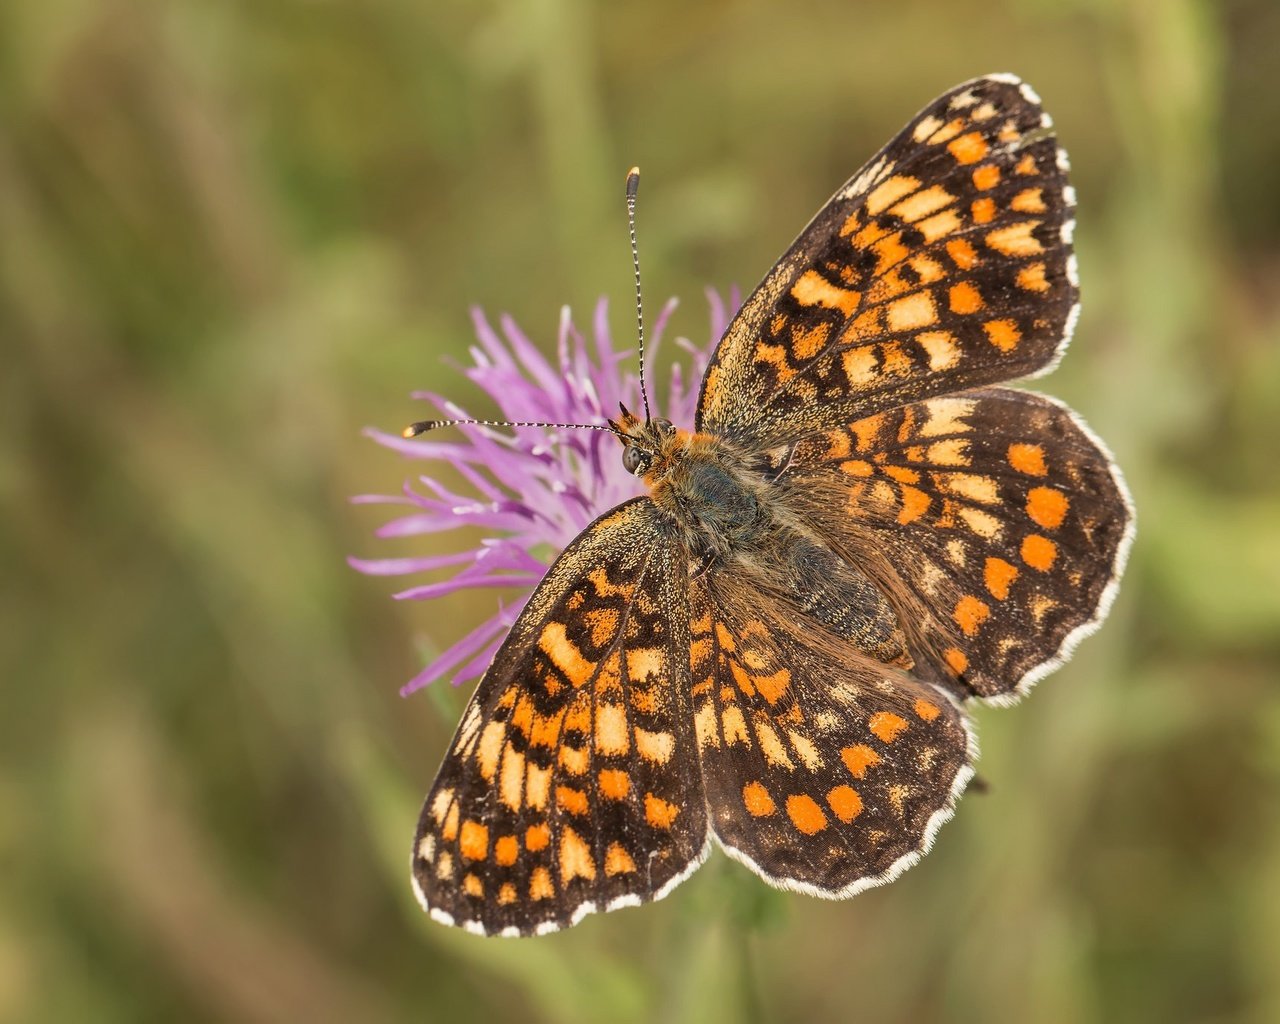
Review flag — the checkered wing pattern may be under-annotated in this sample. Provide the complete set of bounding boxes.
[688,572,973,894]
[411,499,708,936]
[775,388,1133,700]
[698,74,1077,449]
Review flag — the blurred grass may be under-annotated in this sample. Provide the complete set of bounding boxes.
[3,0,1279,1021]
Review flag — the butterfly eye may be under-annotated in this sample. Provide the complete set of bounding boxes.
[622,446,650,476]
[654,418,674,436]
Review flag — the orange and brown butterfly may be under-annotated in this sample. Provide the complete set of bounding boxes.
[402,74,1134,936]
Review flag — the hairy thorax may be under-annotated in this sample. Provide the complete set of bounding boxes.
[643,429,910,667]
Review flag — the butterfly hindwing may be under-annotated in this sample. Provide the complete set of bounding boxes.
[775,387,1134,701]
[698,74,1077,448]
[688,570,974,895]
[411,498,709,936]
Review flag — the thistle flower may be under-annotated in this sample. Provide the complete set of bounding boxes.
[351,291,736,696]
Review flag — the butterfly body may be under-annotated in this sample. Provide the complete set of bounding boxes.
[408,75,1134,936]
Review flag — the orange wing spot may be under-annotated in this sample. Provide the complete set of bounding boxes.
[1016,262,1051,293]
[494,834,519,866]
[985,221,1044,256]
[914,698,942,721]
[463,873,483,898]
[948,130,989,164]
[754,342,796,384]
[843,308,884,345]
[529,866,554,900]
[1008,442,1048,475]
[984,557,1020,600]
[559,826,597,883]
[869,711,910,743]
[871,235,910,277]
[635,727,675,764]
[588,566,633,599]
[753,668,792,704]
[1027,486,1070,529]
[866,173,922,215]
[593,703,630,756]
[528,708,565,749]
[908,254,946,284]
[459,820,489,861]
[897,485,931,525]
[949,281,984,314]
[890,184,955,224]
[558,744,588,776]
[1011,187,1047,213]
[604,843,637,876]
[498,882,518,906]
[827,785,864,823]
[916,330,960,371]
[886,291,938,332]
[556,785,589,816]
[645,793,681,830]
[790,321,832,360]
[475,721,505,781]
[525,822,551,852]
[790,269,861,315]
[842,346,879,387]
[884,464,921,484]
[630,685,662,715]
[983,319,1022,352]
[714,622,737,651]
[499,745,525,811]
[840,458,874,477]
[584,607,619,648]
[625,646,664,681]
[786,794,829,835]
[972,164,1001,190]
[754,719,794,769]
[742,780,777,817]
[441,802,460,842]
[525,762,551,809]
[1021,533,1059,571]
[538,622,596,686]
[823,431,852,460]
[944,647,969,675]
[841,743,881,778]
[926,117,966,145]
[970,197,997,225]
[1015,153,1039,175]
[946,238,979,270]
[953,595,991,637]
[917,209,962,243]
[599,767,631,800]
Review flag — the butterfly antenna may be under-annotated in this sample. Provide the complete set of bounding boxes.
[403,417,622,439]
[625,167,652,424]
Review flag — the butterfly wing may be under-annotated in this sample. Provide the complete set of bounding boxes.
[411,498,708,935]
[773,387,1134,701]
[688,569,974,894]
[698,74,1077,449]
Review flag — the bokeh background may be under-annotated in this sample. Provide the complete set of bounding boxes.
[5,0,1280,1021]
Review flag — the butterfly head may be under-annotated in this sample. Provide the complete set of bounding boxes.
[612,402,683,480]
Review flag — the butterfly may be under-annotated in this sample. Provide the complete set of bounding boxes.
[406,74,1134,936]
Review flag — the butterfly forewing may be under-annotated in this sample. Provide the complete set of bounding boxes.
[698,74,1077,449]
[411,498,709,936]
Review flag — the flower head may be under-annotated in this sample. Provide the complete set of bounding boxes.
[351,291,736,695]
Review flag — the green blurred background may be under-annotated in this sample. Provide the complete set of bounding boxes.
[4,0,1280,1021]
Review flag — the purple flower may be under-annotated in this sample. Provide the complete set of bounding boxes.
[351,291,737,696]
